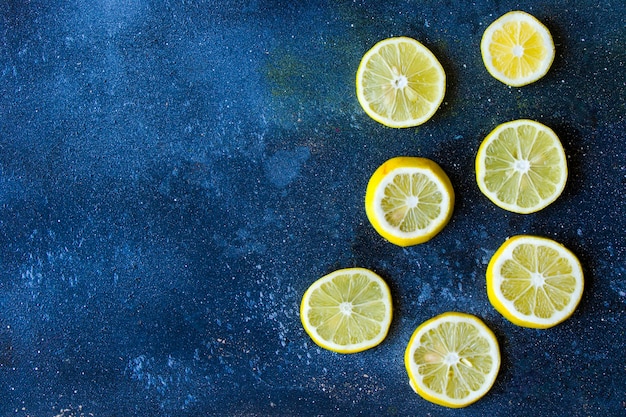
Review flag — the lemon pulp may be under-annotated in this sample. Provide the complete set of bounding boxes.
[487,235,584,328]
[476,119,567,214]
[365,157,454,246]
[405,312,501,408]
[356,37,446,128]
[300,268,392,353]
[481,10,555,86]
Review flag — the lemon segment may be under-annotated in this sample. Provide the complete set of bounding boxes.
[356,37,446,128]
[475,119,567,214]
[487,235,584,329]
[481,11,555,87]
[300,268,393,353]
[365,157,454,247]
[405,312,501,408]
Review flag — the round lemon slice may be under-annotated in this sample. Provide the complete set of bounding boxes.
[475,119,567,214]
[300,268,393,353]
[481,10,555,87]
[356,37,446,128]
[405,312,501,408]
[365,157,454,247]
[487,235,584,329]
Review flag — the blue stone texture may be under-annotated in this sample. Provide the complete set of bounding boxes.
[1,0,625,416]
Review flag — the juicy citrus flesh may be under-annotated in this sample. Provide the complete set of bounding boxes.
[300,268,393,353]
[356,37,446,128]
[481,11,555,87]
[476,119,567,214]
[365,157,454,246]
[405,312,501,408]
[487,235,584,329]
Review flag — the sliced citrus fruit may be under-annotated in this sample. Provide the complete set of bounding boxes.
[355,37,446,128]
[481,10,555,87]
[405,312,501,408]
[300,268,392,353]
[475,119,567,214]
[487,235,584,329]
[365,156,454,246]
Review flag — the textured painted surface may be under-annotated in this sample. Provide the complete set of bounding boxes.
[1,0,625,416]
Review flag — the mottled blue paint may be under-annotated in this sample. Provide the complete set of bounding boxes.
[1,0,625,416]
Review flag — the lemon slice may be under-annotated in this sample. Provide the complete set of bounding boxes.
[355,37,446,128]
[365,156,454,247]
[487,235,584,329]
[475,119,567,214]
[300,268,393,353]
[481,10,555,87]
[405,312,501,408]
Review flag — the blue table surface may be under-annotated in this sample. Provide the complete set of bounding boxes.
[1,0,625,416]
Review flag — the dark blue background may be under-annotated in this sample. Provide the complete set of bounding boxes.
[1,0,625,415]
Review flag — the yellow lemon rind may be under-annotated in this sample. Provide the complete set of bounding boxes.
[365,157,454,247]
[480,10,555,87]
[404,312,501,408]
[300,268,393,354]
[475,119,567,214]
[356,37,446,128]
[486,235,584,329]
